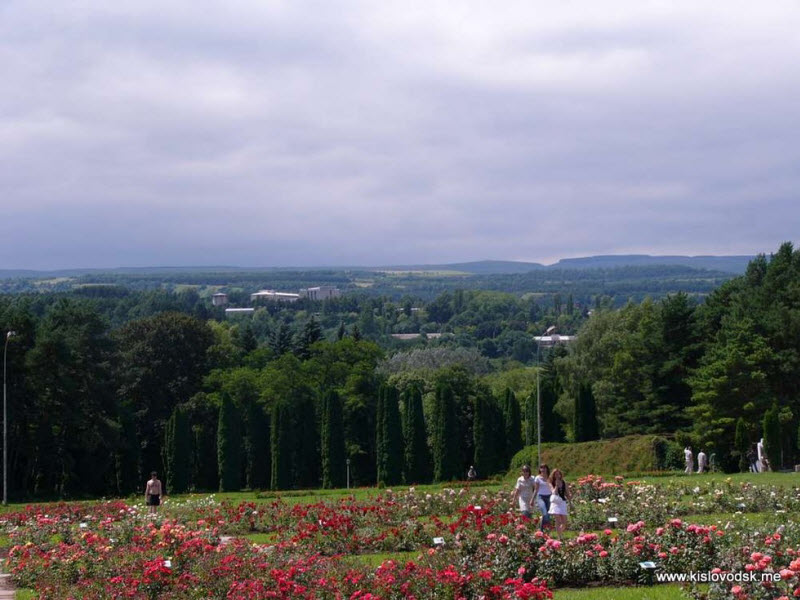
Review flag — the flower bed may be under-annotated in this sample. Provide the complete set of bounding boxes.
[3,477,799,599]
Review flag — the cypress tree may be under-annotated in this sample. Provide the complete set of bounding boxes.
[217,394,242,492]
[574,383,599,442]
[245,401,270,490]
[432,383,460,481]
[763,404,781,470]
[376,385,404,485]
[524,391,536,447]
[321,390,346,489]
[270,401,292,490]
[734,417,749,473]
[293,396,318,488]
[403,386,431,484]
[165,405,191,494]
[472,393,492,478]
[502,389,523,463]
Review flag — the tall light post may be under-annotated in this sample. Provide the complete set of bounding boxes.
[346,458,351,490]
[536,326,555,469]
[4,330,16,506]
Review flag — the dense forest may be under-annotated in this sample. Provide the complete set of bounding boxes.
[0,244,798,498]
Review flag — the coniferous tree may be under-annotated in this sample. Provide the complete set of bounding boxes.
[524,391,536,448]
[351,324,362,342]
[502,389,523,463]
[432,383,460,481]
[321,391,346,489]
[403,386,431,484]
[245,401,270,489]
[734,417,749,473]
[473,393,500,478]
[165,405,191,493]
[217,394,242,492]
[270,401,291,490]
[763,404,781,470]
[574,383,599,442]
[337,322,346,340]
[296,317,322,359]
[294,396,318,488]
[376,385,404,485]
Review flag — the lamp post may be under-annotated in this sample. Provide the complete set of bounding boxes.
[4,330,16,506]
[346,458,351,490]
[536,326,555,469]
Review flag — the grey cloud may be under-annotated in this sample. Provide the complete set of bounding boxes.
[2,1,800,268]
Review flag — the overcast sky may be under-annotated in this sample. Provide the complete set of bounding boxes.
[2,1,799,269]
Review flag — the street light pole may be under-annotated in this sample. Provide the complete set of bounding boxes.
[4,331,16,506]
[536,326,555,469]
[346,459,351,490]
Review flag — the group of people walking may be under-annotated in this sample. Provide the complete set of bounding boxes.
[683,446,709,474]
[511,464,570,538]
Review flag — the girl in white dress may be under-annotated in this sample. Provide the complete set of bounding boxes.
[548,469,570,539]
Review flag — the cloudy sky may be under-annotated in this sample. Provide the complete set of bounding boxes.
[2,1,799,269]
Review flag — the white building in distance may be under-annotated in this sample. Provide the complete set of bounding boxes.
[299,286,341,301]
[250,290,301,303]
[212,293,229,306]
[225,308,255,316]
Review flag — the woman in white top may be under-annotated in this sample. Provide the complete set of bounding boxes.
[511,465,535,518]
[548,469,570,539]
[533,464,552,531]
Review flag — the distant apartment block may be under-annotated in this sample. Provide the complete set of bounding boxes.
[250,290,301,303]
[212,293,229,306]
[299,286,341,301]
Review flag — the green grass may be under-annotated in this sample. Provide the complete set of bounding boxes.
[347,550,422,567]
[553,584,688,600]
[15,591,36,600]
[243,533,278,544]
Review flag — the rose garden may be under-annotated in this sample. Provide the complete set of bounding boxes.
[2,473,799,599]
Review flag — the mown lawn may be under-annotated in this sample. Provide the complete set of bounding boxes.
[553,584,689,600]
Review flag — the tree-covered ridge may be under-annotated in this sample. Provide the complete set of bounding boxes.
[1,242,799,499]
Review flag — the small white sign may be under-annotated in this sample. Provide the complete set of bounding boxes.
[433,537,445,546]
[639,561,657,569]
[79,523,88,529]
[473,505,482,510]
[163,559,172,569]
[607,517,618,523]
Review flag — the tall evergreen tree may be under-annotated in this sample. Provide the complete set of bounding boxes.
[473,392,504,478]
[734,417,749,473]
[270,401,292,490]
[502,388,523,463]
[321,391,346,489]
[376,385,404,485]
[244,401,270,489]
[763,404,781,470]
[217,394,242,492]
[295,317,322,359]
[524,391,536,447]
[403,386,431,484]
[432,383,460,481]
[164,405,191,494]
[573,383,599,442]
[293,396,319,488]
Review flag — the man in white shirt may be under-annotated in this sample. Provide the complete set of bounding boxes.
[684,446,694,474]
[697,450,707,473]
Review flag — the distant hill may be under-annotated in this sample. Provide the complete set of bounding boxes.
[376,260,545,275]
[0,255,754,280]
[550,255,753,274]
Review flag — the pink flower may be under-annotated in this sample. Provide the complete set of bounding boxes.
[599,551,608,558]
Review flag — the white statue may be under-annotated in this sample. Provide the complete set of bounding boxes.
[756,438,765,473]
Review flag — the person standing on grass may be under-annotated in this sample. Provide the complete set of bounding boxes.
[145,471,163,515]
[548,469,570,539]
[511,464,535,519]
[684,446,694,474]
[697,449,708,473]
[533,464,552,531]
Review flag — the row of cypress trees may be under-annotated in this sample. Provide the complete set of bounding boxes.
[164,383,533,492]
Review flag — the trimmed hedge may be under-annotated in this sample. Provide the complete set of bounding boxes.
[509,434,683,477]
